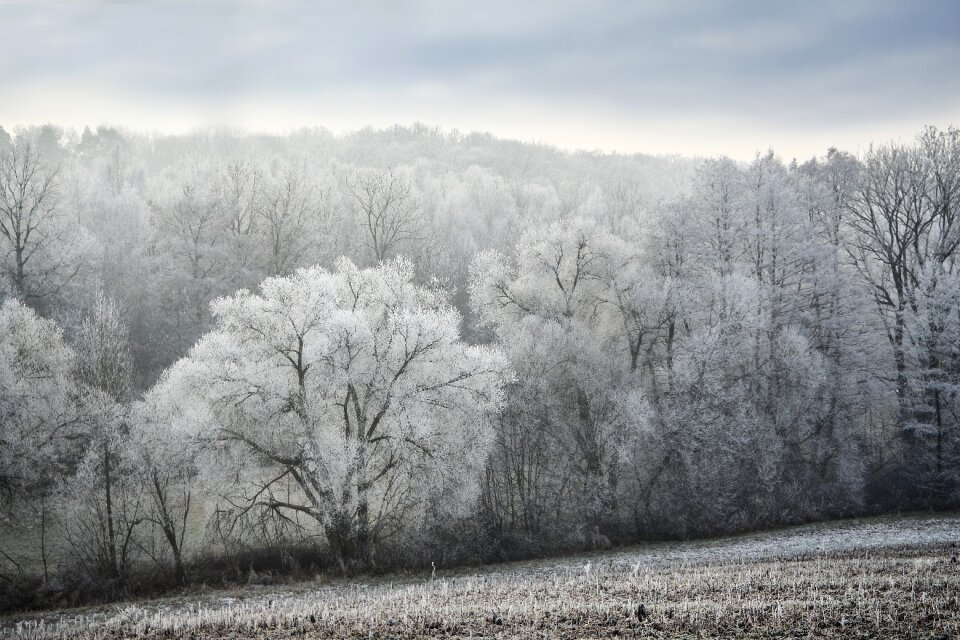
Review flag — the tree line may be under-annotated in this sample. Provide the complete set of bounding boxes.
[0,123,957,608]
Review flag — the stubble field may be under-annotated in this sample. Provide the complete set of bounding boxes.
[3,513,959,639]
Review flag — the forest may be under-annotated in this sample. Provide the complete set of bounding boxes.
[0,122,958,610]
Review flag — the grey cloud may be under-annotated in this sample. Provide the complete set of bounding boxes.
[1,0,957,133]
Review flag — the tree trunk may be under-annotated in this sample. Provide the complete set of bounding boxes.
[934,387,944,475]
[893,310,910,439]
[14,241,25,298]
[172,547,186,586]
[39,494,49,583]
[103,442,119,578]
[151,472,189,586]
[325,509,373,571]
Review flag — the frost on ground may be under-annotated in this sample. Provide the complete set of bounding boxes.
[4,512,959,639]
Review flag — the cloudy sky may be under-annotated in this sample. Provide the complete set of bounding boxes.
[2,0,958,159]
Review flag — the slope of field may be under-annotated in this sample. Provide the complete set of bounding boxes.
[3,512,959,639]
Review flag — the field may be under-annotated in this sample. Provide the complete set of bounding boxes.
[2,513,958,639]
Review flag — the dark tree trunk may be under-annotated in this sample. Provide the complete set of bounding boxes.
[103,442,119,578]
[325,509,373,571]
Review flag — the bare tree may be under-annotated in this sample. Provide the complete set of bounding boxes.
[846,126,960,487]
[152,178,226,351]
[214,160,261,287]
[128,397,196,586]
[259,163,334,276]
[71,292,137,579]
[343,168,423,263]
[0,140,82,307]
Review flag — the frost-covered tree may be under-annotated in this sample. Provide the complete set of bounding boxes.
[58,435,144,583]
[846,126,960,499]
[0,140,90,310]
[902,266,960,501]
[471,219,648,537]
[127,394,198,585]
[150,170,230,359]
[343,168,423,263]
[156,259,507,565]
[686,156,746,277]
[649,274,835,532]
[0,300,83,580]
[795,149,882,502]
[212,160,262,291]
[60,292,138,580]
[258,162,337,277]
[0,300,83,505]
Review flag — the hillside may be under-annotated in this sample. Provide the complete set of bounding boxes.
[4,512,959,639]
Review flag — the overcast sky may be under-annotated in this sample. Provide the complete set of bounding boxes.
[1,0,958,159]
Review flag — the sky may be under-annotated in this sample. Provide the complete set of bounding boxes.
[1,0,958,159]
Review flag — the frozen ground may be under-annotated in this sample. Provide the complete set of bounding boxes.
[3,511,959,638]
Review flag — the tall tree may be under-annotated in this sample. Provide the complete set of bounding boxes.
[0,140,86,309]
[845,126,960,497]
[258,162,336,277]
[68,292,136,579]
[471,219,648,536]
[155,259,507,566]
[0,300,84,581]
[343,168,423,263]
